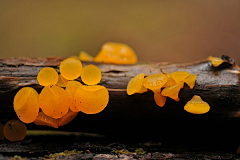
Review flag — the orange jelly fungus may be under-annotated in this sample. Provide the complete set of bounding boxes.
[56,74,69,87]
[81,64,102,85]
[3,119,27,142]
[0,123,4,140]
[184,75,197,89]
[66,81,82,112]
[161,83,181,101]
[37,67,58,86]
[39,85,70,119]
[184,95,210,114]
[154,91,167,107]
[60,57,82,80]
[143,74,168,92]
[127,73,148,95]
[79,51,94,61]
[207,56,223,67]
[58,110,78,126]
[13,87,39,123]
[170,71,190,88]
[162,73,177,88]
[94,42,137,64]
[33,111,59,128]
[74,85,109,114]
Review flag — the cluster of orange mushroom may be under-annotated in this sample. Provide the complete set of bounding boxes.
[127,71,210,114]
[13,57,109,130]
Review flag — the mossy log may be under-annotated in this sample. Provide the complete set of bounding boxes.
[0,56,240,142]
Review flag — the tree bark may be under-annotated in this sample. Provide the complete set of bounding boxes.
[0,57,240,138]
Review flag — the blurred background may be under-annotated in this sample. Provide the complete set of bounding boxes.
[0,0,239,64]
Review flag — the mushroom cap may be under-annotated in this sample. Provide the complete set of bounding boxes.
[184,74,197,89]
[143,74,168,91]
[39,85,70,119]
[74,85,109,114]
[207,56,223,67]
[3,119,27,142]
[37,67,58,86]
[161,83,181,101]
[66,81,82,112]
[154,91,167,107]
[13,87,39,123]
[184,95,210,114]
[94,42,137,64]
[81,64,102,85]
[127,73,146,95]
[60,57,82,80]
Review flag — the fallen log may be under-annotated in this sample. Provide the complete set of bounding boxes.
[0,56,240,143]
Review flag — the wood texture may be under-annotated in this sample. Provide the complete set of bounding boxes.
[0,57,240,139]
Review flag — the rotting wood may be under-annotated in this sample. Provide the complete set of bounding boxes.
[0,57,240,135]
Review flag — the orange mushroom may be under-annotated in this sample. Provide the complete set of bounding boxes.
[74,85,109,114]
[153,91,167,107]
[33,111,59,128]
[184,95,210,114]
[56,74,69,87]
[207,56,223,67]
[37,67,58,86]
[170,71,190,89]
[127,73,148,95]
[39,85,70,119]
[3,119,27,142]
[184,75,197,89]
[13,87,40,123]
[81,64,102,85]
[60,57,82,80]
[161,83,181,101]
[143,74,168,92]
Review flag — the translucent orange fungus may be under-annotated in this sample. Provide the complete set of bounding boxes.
[207,56,223,67]
[66,81,82,112]
[3,119,27,142]
[81,65,102,85]
[56,74,69,87]
[162,73,177,88]
[127,73,147,95]
[58,110,78,126]
[60,57,82,80]
[0,123,4,140]
[184,75,197,89]
[79,51,94,61]
[39,85,70,119]
[154,91,167,107]
[37,67,58,86]
[170,71,190,88]
[143,74,168,92]
[184,95,210,114]
[94,42,137,64]
[161,83,181,101]
[33,111,59,128]
[13,87,39,123]
[74,85,109,114]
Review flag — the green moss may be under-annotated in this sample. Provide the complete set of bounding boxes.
[11,155,26,160]
[112,149,131,155]
[44,149,82,158]
[135,148,146,154]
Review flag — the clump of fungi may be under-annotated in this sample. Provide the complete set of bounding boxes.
[12,57,109,136]
[127,70,209,114]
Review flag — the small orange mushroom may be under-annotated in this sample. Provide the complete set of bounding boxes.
[3,119,27,142]
[127,73,148,95]
[66,81,82,112]
[184,75,197,89]
[33,111,59,128]
[207,56,223,67]
[81,64,102,85]
[37,67,58,86]
[170,71,190,89]
[13,87,40,123]
[94,42,137,64]
[153,91,167,107]
[184,95,210,114]
[161,83,181,101]
[39,85,70,119]
[143,74,168,92]
[60,57,82,80]
[74,85,109,114]
[162,73,177,88]
[79,51,94,61]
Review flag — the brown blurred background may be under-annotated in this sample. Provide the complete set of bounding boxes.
[0,0,239,64]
